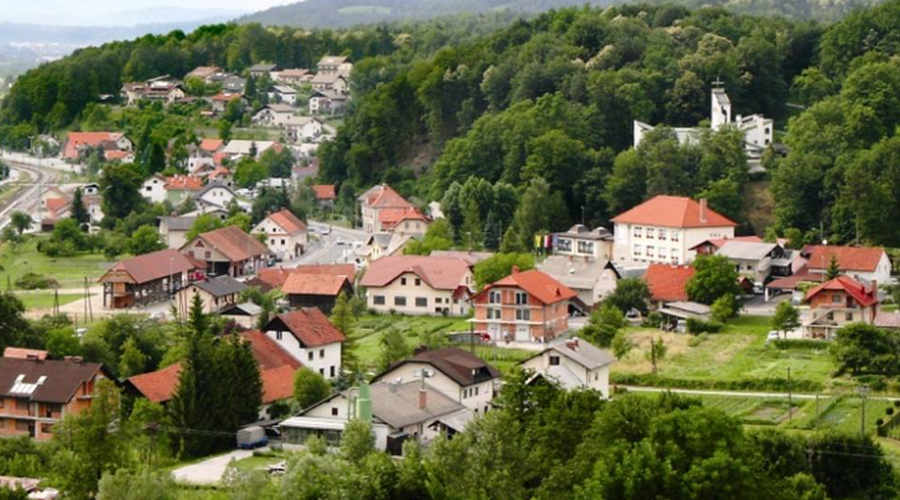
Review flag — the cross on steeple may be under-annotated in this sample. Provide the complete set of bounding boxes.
[712,77,725,88]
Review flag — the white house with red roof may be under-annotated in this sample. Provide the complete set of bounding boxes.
[471,268,577,342]
[360,255,474,316]
[251,209,308,261]
[62,132,132,160]
[262,309,345,379]
[798,245,892,285]
[357,184,415,233]
[611,195,737,265]
[380,207,430,237]
[803,275,879,340]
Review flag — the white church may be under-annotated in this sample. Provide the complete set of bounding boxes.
[633,85,774,172]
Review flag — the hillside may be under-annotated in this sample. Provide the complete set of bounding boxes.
[239,0,885,27]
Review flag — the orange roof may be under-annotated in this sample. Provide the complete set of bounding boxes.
[612,195,738,228]
[312,185,336,200]
[644,264,696,302]
[104,150,132,161]
[127,362,181,404]
[241,330,301,371]
[261,365,297,404]
[267,209,307,234]
[479,269,576,305]
[360,256,471,290]
[165,175,204,191]
[194,225,270,262]
[360,184,413,209]
[209,166,231,179]
[200,138,224,153]
[805,275,878,307]
[3,348,48,360]
[267,309,346,347]
[802,245,886,273]
[282,273,351,296]
[99,248,199,285]
[211,93,243,102]
[45,197,70,213]
[295,264,356,277]
[379,207,429,230]
[252,267,297,291]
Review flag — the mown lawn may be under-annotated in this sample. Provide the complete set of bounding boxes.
[612,315,837,390]
[0,237,117,290]
[15,292,86,310]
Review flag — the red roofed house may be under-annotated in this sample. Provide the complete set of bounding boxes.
[282,273,354,314]
[164,175,205,205]
[360,256,474,316]
[126,330,300,419]
[181,225,272,277]
[312,185,336,208]
[357,184,414,232]
[471,268,577,342]
[252,209,308,261]
[799,245,892,285]
[249,264,356,293]
[379,207,431,237]
[98,248,204,309]
[643,263,696,305]
[803,275,879,340]
[210,93,248,115]
[262,309,346,379]
[62,132,132,160]
[611,196,737,265]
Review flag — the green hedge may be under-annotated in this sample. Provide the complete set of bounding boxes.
[611,373,824,393]
[771,339,830,351]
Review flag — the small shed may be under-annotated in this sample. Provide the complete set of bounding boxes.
[658,301,712,332]
[221,302,263,329]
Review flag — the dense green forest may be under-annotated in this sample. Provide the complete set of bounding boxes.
[4,0,900,250]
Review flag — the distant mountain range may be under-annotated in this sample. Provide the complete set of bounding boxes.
[0,17,236,46]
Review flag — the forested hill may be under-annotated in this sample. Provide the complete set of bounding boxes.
[238,0,885,28]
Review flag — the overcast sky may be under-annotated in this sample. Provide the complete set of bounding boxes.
[1,1,290,25]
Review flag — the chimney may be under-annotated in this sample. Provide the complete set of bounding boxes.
[566,337,579,350]
[699,198,708,223]
[511,265,520,274]
[418,388,427,410]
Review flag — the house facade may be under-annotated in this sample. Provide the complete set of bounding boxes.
[262,310,345,379]
[803,276,879,340]
[176,275,247,315]
[180,225,271,277]
[471,268,576,343]
[252,209,308,261]
[612,196,737,265]
[357,184,415,233]
[519,338,614,396]
[538,255,620,307]
[552,224,614,261]
[360,256,473,316]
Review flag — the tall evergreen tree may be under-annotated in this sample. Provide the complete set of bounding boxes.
[70,188,89,226]
[331,292,358,372]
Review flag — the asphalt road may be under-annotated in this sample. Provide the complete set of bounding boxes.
[291,221,369,266]
[0,158,58,231]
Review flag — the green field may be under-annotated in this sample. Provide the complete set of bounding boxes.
[612,315,838,391]
[0,237,117,290]
[15,292,87,310]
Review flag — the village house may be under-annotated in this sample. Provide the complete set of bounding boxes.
[185,66,222,82]
[164,175,205,205]
[249,264,355,293]
[282,273,354,314]
[519,338,615,396]
[373,347,501,415]
[207,167,234,187]
[99,248,203,309]
[280,380,471,454]
[611,195,737,265]
[195,183,238,211]
[379,207,431,237]
[121,76,185,106]
[643,263,695,306]
[538,255,620,307]
[309,89,348,115]
[285,117,325,143]
[312,185,337,207]
[61,132,132,161]
[210,93,248,115]
[360,256,474,316]
[712,240,795,287]
[272,85,298,105]
[553,224,614,261]
[803,275,879,340]
[253,103,297,127]
[272,68,311,84]
[262,309,345,378]
[220,75,247,95]
[766,245,892,302]
[181,225,271,277]
[248,63,278,79]
[187,138,225,172]
[221,302,263,329]
[690,235,764,256]
[252,209,308,261]
[0,355,107,441]
[222,140,281,161]
[103,150,136,164]
[317,55,352,74]
[311,73,349,93]
[140,175,167,204]
[358,184,415,232]
[158,215,196,249]
[176,275,247,315]
[471,268,576,343]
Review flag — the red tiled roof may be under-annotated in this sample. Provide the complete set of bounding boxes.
[200,138,224,152]
[99,248,199,285]
[165,175,204,191]
[644,264,696,302]
[241,330,301,370]
[211,93,243,102]
[805,275,878,307]
[195,226,270,262]
[282,273,351,296]
[267,209,307,234]
[361,184,413,209]
[612,195,738,228]
[802,245,886,273]
[312,185,336,200]
[45,198,70,213]
[479,269,576,305]
[295,264,356,278]
[379,207,429,230]
[261,365,297,404]
[269,309,346,347]
[360,256,471,290]
[252,267,297,291]
[209,166,231,179]
[63,132,125,158]
[689,235,763,252]
[127,362,181,404]
[3,348,48,360]
[104,150,133,161]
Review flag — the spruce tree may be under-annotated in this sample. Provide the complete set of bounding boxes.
[71,188,89,226]
[331,292,357,372]
[825,255,841,280]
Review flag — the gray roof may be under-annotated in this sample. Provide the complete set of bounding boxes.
[221,302,262,316]
[663,301,711,315]
[369,381,468,429]
[273,85,297,94]
[196,182,237,199]
[429,250,493,266]
[313,89,347,101]
[524,338,615,370]
[367,232,393,248]
[264,103,295,113]
[249,63,277,72]
[193,275,248,297]
[160,215,196,232]
[555,224,613,241]
[716,241,779,261]
[538,256,619,290]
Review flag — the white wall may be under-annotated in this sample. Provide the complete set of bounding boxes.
[380,362,495,414]
[141,177,166,204]
[264,329,343,379]
[366,271,471,316]
[613,222,734,264]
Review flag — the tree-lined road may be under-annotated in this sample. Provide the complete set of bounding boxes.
[0,159,57,232]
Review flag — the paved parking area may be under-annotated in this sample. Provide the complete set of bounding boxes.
[171,449,258,485]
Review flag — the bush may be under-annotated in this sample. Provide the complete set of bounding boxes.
[771,339,829,350]
[877,418,884,426]
[642,311,662,328]
[686,318,723,334]
[855,374,888,392]
[610,372,824,393]
[14,273,58,290]
[688,333,709,347]
[887,407,894,416]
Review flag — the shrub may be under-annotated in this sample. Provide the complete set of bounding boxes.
[771,339,829,351]
[14,273,58,290]
[877,418,884,426]
[688,333,709,347]
[686,318,723,334]
[887,407,894,416]
[610,372,824,393]
[642,311,662,328]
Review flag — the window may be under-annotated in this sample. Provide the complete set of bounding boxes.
[435,298,442,304]
[847,312,854,322]
[40,423,53,434]
[645,228,654,239]
[15,399,27,411]
[634,244,643,256]
[474,386,479,396]
[394,296,407,306]
[204,251,211,259]
[658,247,667,259]
[634,226,642,238]
[373,295,385,305]
[489,291,501,304]
[330,366,336,377]
[319,368,324,375]
[658,229,666,240]
[488,308,501,320]
[319,349,325,358]
[331,407,339,416]
[415,297,428,307]
[415,279,421,286]
[515,292,528,305]
[646,246,655,258]
[276,331,283,341]
[556,238,572,252]
[401,278,407,286]
[515,309,531,321]
[549,356,560,366]
[671,232,679,242]
[308,351,314,361]
[577,241,595,255]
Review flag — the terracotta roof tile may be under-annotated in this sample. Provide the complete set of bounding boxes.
[3,348,48,360]
[689,235,763,251]
[282,273,351,296]
[612,195,737,228]
[312,185,336,200]
[644,264,696,302]
[261,365,297,404]
[267,209,307,234]
[127,362,181,404]
[241,330,301,370]
[802,245,886,273]
[379,207,429,230]
[99,248,199,285]
[479,269,577,305]
[805,275,878,307]
[194,226,270,262]
[200,138,224,152]
[164,175,204,191]
[359,184,413,209]
[360,256,470,290]
[267,309,346,347]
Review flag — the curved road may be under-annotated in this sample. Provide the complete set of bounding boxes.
[0,159,58,231]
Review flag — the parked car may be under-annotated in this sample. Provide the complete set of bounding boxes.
[766,330,782,342]
[237,426,268,449]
